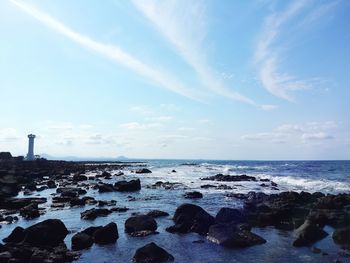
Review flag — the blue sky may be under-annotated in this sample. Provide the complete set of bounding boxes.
[0,0,349,159]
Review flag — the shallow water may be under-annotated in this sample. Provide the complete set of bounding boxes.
[1,160,350,262]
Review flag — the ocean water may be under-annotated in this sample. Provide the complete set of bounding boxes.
[1,160,350,262]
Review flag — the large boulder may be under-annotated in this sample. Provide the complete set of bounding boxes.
[114,179,141,192]
[3,226,25,243]
[215,208,245,224]
[166,204,215,235]
[23,219,69,246]
[93,222,119,245]
[207,223,266,248]
[333,227,350,245]
[293,220,328,247]
[125,215,157,234]
[133,242,174,263]
[71,232,93,250]
[98,183,115,193]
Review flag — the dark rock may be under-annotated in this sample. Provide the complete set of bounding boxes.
[333,227,350,245]
[125,215,157,234]
[166,203,215,235]
[70,198,86,207]
[201,174,256,182]
[93,222,119,245]
[207,223,266,248]
[19,203,40,219]
[23,219,69,246]
[293,220,328,247]
[73,174,88,182]
[147,210,169,218]
[3,226,25,243]
[184,191,203,199]
[135,168,152,174]
[171,170,176,173]
[215,207,245,224]
[200,184,216,189]
[71,232,93,250]
[47,180,57,188]
[110,207,129,213]
[81,226,102,236]
[81,208,111,220]
[133,242,174,263]
[98,183,115,193]
[114,179,141,192]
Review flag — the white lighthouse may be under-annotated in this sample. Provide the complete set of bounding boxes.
[26,134,36,161]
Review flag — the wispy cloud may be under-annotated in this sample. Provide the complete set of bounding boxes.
[119,122,162,130]
[10,0,201,101]
[132,0,268,108]
[255,0,339,101]
[242,121,338,143]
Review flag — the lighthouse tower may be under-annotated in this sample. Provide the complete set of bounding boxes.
[26,134,36,161]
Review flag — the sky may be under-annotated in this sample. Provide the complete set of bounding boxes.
[0,0,349,160]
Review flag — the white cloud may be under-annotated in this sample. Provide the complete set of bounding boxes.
[242,121,338,143]
[10,0,201,101]
[255,0,312,101]
[146,116,173,122]
[132,0,264,107]
[119,122,162,130]
[302,132,334,140]
[255,1,340,101]
[129,105,153,115]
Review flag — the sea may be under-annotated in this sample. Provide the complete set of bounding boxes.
[1,160,350,262]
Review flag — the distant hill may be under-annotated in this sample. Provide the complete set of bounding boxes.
[40,154,130,162]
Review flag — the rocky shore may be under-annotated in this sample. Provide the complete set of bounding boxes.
[0,158,349,262]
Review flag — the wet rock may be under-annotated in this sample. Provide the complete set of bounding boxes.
[23,219,69,246]
[47,180,57,188]
[3,226,25,243]
[98,183,115,193]
[136,168,152,174]
[184,191,203,199]
[166,203,215,235]
[71,232,93,250]
[111,207,129,213]
[81,208,111,220]
[70,198,86,207]
[73,174,88,182]
[19,203,40,219]
[333,227,350,245]
[200,184,216,189]
[114,171,124,176]
[171,170,176,173]
[133,242,174,263]
[293,220,328,247]
[207,223,266,248]
[114,179,141,192]
[125,215,157,235]
[147,181,184,190]
[215,207,245,224]
[147,210,169,218]
[93,222,119,245]
[81,226,103,236]
[201,174,257,182]
[0,197,47,210]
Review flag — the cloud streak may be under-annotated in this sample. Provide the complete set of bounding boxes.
[10,0,201,101]
[255,0,339,101]
[132,0,267,108]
